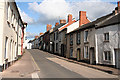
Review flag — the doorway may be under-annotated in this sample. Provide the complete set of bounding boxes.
[61,44,64,57]
[115,49,120,69]
[90,47,95,64]
[77,48,81,61]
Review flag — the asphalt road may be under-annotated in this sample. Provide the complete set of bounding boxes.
[28,49,84,78]
[27,49,118,79]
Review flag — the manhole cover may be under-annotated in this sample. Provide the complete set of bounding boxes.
[11,70,19,73]
[19,74,24,77]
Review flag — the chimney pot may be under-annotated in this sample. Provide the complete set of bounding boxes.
[79,11,90,27]
[60,19,66,24]
[68,14,72,23]
[39,33,43,35]
[46,24,52,31]
[35,36,38,39]
[55,22,59,27]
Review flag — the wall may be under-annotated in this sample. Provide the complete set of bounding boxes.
[96,24,119,65]
[58,29,67,56]
[67,21,79,34]
[0,2,5,67]
[0,1,23,71]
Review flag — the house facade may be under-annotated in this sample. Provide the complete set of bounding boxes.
[95,13,120,68]
[66,11,90,60]
[52,21,66,54]
[0,1,25,71]
[66,11,116,64]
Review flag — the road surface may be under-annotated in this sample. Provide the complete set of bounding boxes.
[28,49,118,79]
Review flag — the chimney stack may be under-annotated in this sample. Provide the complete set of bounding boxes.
[46,24,52,31]
[55,22,59,27]
[35,36,39,39]
[79,11,90,27]
[68,14,72,23]
[60,19,66,24]
[39,33,43,36]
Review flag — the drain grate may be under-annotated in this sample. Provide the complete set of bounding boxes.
[11,70,19,73]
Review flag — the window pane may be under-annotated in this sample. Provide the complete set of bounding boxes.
[108,52,111,60]
[104,52,107,60]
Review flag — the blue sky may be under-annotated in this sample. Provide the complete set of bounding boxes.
[16,0,118,40]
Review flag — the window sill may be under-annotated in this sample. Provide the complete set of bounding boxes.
[103,60,111,63]
[70,44,73,46]
[104,40,109,42]
[84,41,89,44]
[103,60,111,62]
[83,58,89,60]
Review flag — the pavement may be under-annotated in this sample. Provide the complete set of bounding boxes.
[1,50,40,78]
[0,49,119,80]
[49,51,120,75]
[27,49,118,79]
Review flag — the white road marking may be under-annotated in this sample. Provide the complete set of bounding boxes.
[32,73,40,80]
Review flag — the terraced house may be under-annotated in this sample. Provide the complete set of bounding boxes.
[0,0,26,71]
[49,20,66,55]
[30,1,120,69]
[66,2,120,68]
[95,11,120,68]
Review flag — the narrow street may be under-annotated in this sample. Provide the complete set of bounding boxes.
[27,49,118,79]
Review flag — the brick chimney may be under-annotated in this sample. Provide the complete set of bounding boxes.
[60,19,66,24]
[68,14,72,23]
[39,33,43,36]
[35,36,39,39]
[118,1,120,13]
[79,11,90,27]
[46,24,52,31]
[55,22,59,27]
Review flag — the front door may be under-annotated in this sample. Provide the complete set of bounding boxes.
[115,49,120,69]
[61,44,64,57]
[90,47,95,64]
[77,49,81,61]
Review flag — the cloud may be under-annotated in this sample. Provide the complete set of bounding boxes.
[70,0,116,21]
[28,0,116,25]
[28,0,70,25]
[18,7,35,24]
[26,32,38,39]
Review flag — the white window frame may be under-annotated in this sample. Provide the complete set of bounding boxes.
[104,33,109,41]
[84,46,89,59]
[84,30,88,42]
[103,51,111,61]
[76,32,81,44]
[70,34,73,45]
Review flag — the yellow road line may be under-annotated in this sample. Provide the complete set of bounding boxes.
[29,51,40,71]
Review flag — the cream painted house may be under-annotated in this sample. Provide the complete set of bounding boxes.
[0,0,24,71]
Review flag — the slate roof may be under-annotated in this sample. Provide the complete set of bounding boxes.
[66,12,114,34]
[96,13,120,29]
[53,23,66,32]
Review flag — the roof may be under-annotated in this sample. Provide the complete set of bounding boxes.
[52,23,66,32]
[66,12,114,34]
[58,20,76,31]
[96,13,120,29]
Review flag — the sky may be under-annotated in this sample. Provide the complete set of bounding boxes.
[16,0,118,40]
